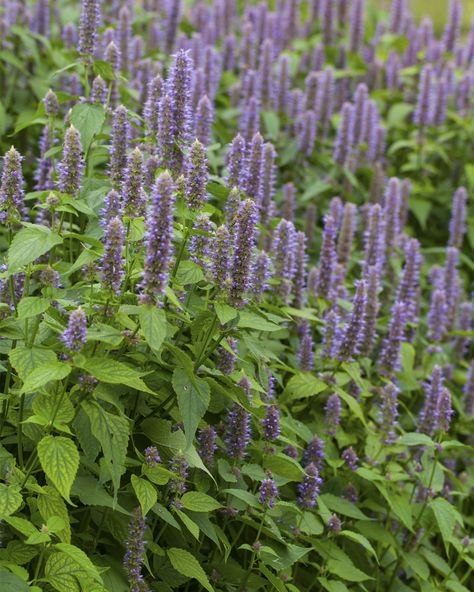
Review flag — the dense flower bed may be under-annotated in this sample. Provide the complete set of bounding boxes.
[0,0,473,591]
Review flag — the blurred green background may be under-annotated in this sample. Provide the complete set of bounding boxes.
[410,0,474,30]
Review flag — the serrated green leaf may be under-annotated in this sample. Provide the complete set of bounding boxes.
[37,436,79,503]
[181,491,222,512]
[283,373,327,400]
[37,486,71,543]
[8,226,62,272]
[339,531,378,561]
[20,362,71,394]
[77,357,155,394]
[175,260,204,285]
[131,475,157,516]
[319,494,370,520]
[139,304,167,354]
[326,559,373,582]
[0,484,22,517]
[55,543,103,583]
[81,402,129,501]
[173,367,210,445]
[17,297,50,319]
[167,547,214,592]
[69,103,105,152]
[397,433,435,447]
[0,571,30,592]
[430,497,463,548]
[8,347,57,380]
[264,453,304,481]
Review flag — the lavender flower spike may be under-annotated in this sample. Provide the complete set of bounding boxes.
[360,265,380,355]
[78,0,101,59]
[58,126,84,198]
[62,308,87,352]
[333,102,355,167]
[123,507,149,592]
[443,0,463,53]
[229,199,257,308]
[325,394,341,436]
[463,360,474,416]
[338,280,367,361]
[418,366,445,436]
[211,225,231,291]
[448,187,467,248]
[342,447,359,471]
[226,134,246,190]
[297,463,322,509]
[0,147,24,218]
[184,140,208,210]
[259,476,278,508]
[378,301,406,375]
[198,426,217,466]
[427,289,448,346]
[101,217,125,295]
[349,0,365,53]
[315,214,337,299]
[321,308,342,359]
[224,403,251,459]
[262,404,281,441]
[109,106,130,189]
[139,172,175,305]
[377,383,399,444]
[122,148,146,217]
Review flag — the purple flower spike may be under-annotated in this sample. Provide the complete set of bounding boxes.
[244,132,264,203]
[377,383,399,444]
[260,143,276,228]
[342,447,359,471]
[325,394,341,436]
[349,0,365,53]
[90,76,107,105]
[298,330,315,371]
[338,280,367,361]
[427,289,448,345]
[43,89,59,117]
[226,134,246,191]
[224,403,252,459]
[195,95,214,146]
[101,216,125,295]
[189,214,213,270]
[144,446,161,468]
[262,404,281,441]
[275,54,290,114]
[139,172,175,305]
[157,93,177,170]
[297,463,322,509]
[272,219,297,302]
[167,49,193,167]
[395,239,423,325]
[315,214,337,299]
[252,251,272,302]
[101,190,122,225]
[333,102,355,167]
[165,0,182,52]
[297,110,317,156]
[144,74,163,139]
[110,106,130,189]
[303,436,325,470]
[383,178,402,256]
[438,387,454,433]
[198,426,218,466]
[62,308,87,352]
[229,199,257,308]
[122,148,146,217]
[363,204,385,275]
[378,301,406,376]
[217,337,238,375]
[259,477,278,508]
[78,0,101,58]
[360,266,380,355]
[337,203,357,267]
[448,187,467,248]
[123,507,148,592]
[211,224,231,291]
[419,366,445,436]
[321,308,342,359]
[414,64,435,130]
[185,140,208,210]
[327,514,342,532]
[0,147,24,218]
[443,0,463,53]
[58,126,84,198]
[168,453,189,495]
[293,231,308,309]
[463,361,474,415]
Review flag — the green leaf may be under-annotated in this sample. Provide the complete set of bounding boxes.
[223,489,260,508]
[283,373,327,400]
[264,453,304,481]
[237,311,280,331]
[37,436,79,503]
[326,559,373,582]
[403,552,430,580]
[430,498,463,547]
[69,103,106,153]
[20,362,71,394]
[214,303,239,325]
[174,508,200,540]
[81,401,129,500]
[175,260,204,285]
[318,578,349,592]
[339,531,378,561]
[131,475,157,516]
[17,297,50,319]
[44,552,83,592]
[92,59,115,81]
[8,226,62,272]
[55,543,103,583]
[397,433,434,447]
[319,494,370,520]
[300,512,324,536]
[8,347,57,380]
[0,572,30,592]
[181,491,222,512]
[0,484,22,517]
[167,548,214,592]
[37,486,71,543]
[206,182,230,200]
[172,367,210,445]
[139,305,167,354]
[37,436,79,502]
[77,357,155,394]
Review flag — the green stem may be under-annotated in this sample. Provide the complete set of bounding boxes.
[193,313,218,372]
[17,395,25,467]
[240,511,267,589]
